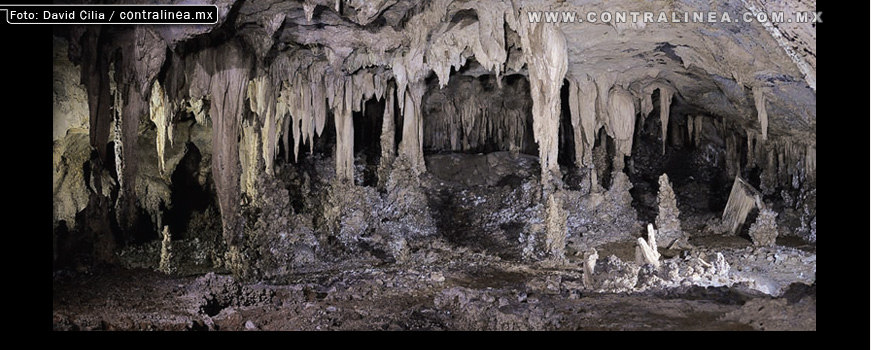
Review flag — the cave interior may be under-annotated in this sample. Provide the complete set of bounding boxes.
[52,0,816,331]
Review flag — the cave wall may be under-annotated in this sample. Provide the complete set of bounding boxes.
[52,0,816,274]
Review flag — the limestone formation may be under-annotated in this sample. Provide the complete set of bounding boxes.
[50,1,816,328]
[749,208,779,247]
[655,173,684,248]
[723,176,763,235]
[159,226,172,274]
[636,224,661,268]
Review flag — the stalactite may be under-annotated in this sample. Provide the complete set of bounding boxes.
[247,76,282,176]
[424,76,529,154]
[240,119,261,197]
[188,97,209,126]
[149,81,173,175]
[725,132,741,179]
[693,115,703,147]
[81,27,113,165]
[109,62,124,193]
[805,144,816,184]
[517,11,568,260]
[686,115,694,148]
[426,2,509,88]
[568,75,597,168]
[398,81,427,174]
[753,85,768,140]
[760,144,777,194]
[519,18,568,187]
[189,45,251,248]
[606,87,635,169]
[658,87,673,155]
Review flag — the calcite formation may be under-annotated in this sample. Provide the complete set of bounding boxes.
[749,208,779,247]
[655,173,684,248]
[52,0,816,284]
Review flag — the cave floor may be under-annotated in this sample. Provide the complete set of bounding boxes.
[52,235,815,331]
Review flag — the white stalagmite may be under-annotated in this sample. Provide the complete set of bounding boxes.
[636,224,661,268]
[748,208,778,247]
[583,248,599,288]
[149,81,173,175]
[722,175,762,235]
[693,115,703,146]
[753,85,769,140]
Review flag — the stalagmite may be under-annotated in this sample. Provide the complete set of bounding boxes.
[753,85,768,140]
[544,194,567,261]
[722,175,762,235]
[378,84,396,186]
[655,173,684,248]
[636,224,661,268]
[583,248,598,288]
[158,226,172,274]
[748,208,778,247]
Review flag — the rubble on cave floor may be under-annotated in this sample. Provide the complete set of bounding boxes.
[60,151,814,331]
[54,232,815,331]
